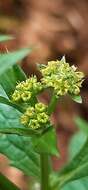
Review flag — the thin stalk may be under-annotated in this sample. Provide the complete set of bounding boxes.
[48,94,58,115]
[40,154,49,190]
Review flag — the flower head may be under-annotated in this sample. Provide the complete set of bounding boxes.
[12,76,42,102]
[40,59,84,96]
[20,102,49,129]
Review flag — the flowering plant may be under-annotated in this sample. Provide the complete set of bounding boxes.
[0,35,88,190]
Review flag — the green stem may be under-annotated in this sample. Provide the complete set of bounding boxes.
[48,95,58,115]
[40,154,49,190]
[0,172,20,190]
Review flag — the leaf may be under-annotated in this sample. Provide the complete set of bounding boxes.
[69,131,87,160]
[75,117,88,134]
[33,127,59,157]
[0,172,20,190]
[68,117,88,160]
[0,47,32,75]
[0,35,14,42]
[61,177,88,190]
[0,64,27,97]
[0,135,40,178]
[71,95,82,104]
[50,137,88,189]
[0,104,40,178]
[0,84,8,98]
[0,96,25,113]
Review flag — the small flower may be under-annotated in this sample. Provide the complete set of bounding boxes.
[28,119,40,129]
[37,112,49,123]
[25,107,34,117]
[21,91,31,102]
[35,102,47,112]
[12,90,21,102]
[20,114,29,125]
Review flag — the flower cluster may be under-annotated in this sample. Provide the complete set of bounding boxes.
[40,60,84,96]
[20,103,49,129]
[12,76,42,102]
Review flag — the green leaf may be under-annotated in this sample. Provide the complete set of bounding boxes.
[0,96,25,113]
[71,95,82,103]
[0,64,27,96]
[75,117,88,134]
[61,177,88,190]
[0,135,40,178]
[69,131,87,160]
[0,172,20,190]
[0,47,32,75]
[0,104,40,178]
[33,127,59,156]
[51,138,88,189]
[0,35,14,42]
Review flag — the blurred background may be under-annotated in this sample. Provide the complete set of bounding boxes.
[0,0,88,189]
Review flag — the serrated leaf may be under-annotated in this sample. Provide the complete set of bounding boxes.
[0,135,40,178]
[0,47,32,75]
[0,35,14,42]
[33,127,59,157]
[71,95,82,103]
[0,104,40,178]
[0,172,20,190]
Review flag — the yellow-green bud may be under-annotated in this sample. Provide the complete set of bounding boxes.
[20,114,29,125]
[28,120,40,129]
[12,90,21,102]
[21,91,31,101]
[35,102,47,112]
[37,112,49,123]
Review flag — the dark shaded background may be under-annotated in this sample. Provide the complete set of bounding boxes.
[0,1,88,189]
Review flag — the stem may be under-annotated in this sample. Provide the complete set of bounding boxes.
[48,95,58,115]
[40,154,49,190]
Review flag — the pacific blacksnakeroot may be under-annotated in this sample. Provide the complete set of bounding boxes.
[10,58,84,190]
[12,58,84,130]
[0,55,83,190]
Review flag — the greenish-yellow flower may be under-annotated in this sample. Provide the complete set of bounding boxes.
[35,102,47,112]
[12,75,43,102]
[37,112,49,123]
[21,91,31,102]
[40,59,84,96]
[20,103,49,129]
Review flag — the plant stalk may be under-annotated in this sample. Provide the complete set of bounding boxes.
[48,94,58,115]
[40,154,49,190]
